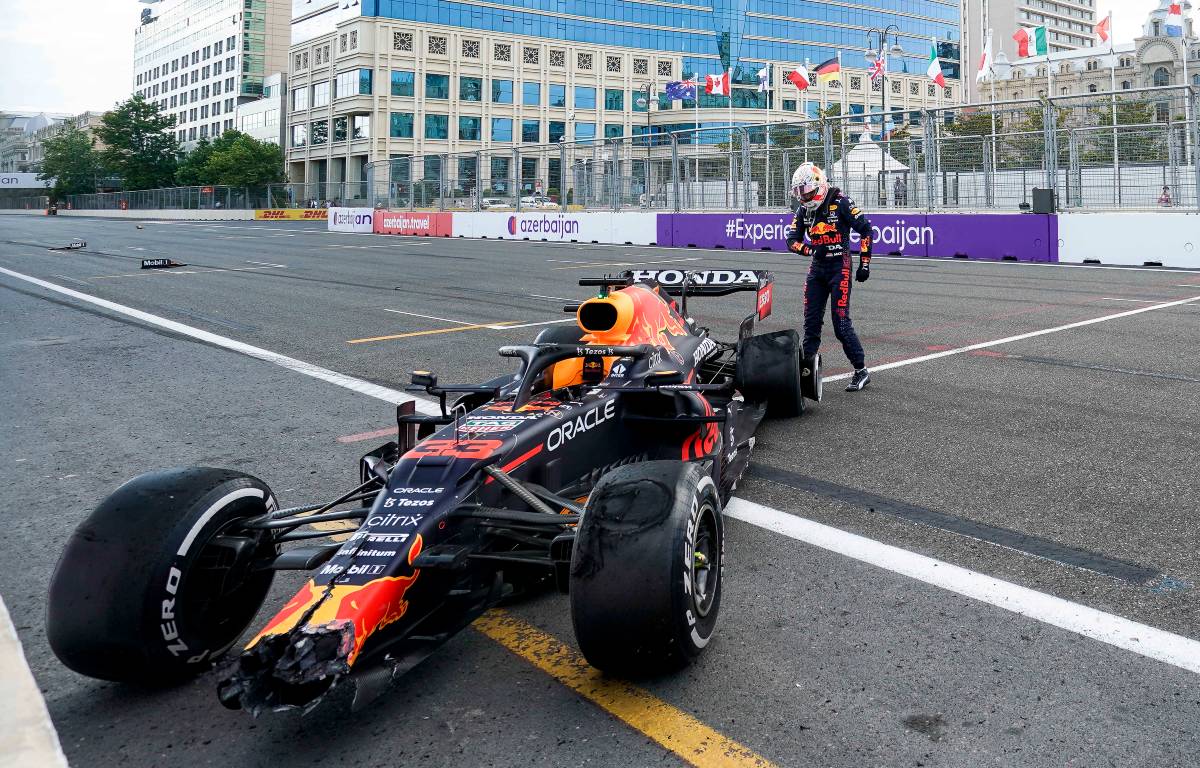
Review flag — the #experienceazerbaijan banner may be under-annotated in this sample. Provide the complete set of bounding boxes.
[655,213,1058,262]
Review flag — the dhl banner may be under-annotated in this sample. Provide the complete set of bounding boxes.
[255,209,329,221]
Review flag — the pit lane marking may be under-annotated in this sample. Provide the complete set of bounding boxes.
[724,498,1200,677]
[475,610,777,768]
[822,293,1200,382]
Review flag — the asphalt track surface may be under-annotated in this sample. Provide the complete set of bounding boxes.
[1,216,1198,767]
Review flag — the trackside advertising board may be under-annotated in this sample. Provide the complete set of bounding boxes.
[452,212,658,245]
[373,211,453,236]
[255,209,328,221]
[328,207,375,233]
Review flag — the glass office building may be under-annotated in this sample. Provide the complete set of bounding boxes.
[285,0,962,187]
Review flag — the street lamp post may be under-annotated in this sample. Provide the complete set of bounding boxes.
[866,26,904,206]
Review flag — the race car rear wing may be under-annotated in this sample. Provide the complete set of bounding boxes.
[579,268,775,330]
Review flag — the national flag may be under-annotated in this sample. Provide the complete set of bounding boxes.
[1166,3,1184,37]
[1095,13,1111,43]
[976,29,994,83]
[665,80,697,100]
[813,57,840,84]
[1013,26,1048,58]
[786,67,811,91]
[869,55,886,83]
[705,70,731,97]
[757,65,770,92]
[926,38,946,88]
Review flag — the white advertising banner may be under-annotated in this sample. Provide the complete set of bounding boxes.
[1058,213,1200,269]
[328,207,375,233]
[451,212,658,245]
[0,174,50,189]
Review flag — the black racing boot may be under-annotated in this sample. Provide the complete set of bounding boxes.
[845,368,870,392]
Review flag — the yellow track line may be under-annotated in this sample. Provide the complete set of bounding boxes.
[474,610,777,768]
[347,321,516,344]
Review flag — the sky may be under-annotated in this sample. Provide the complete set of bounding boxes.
[0,0,1177,114]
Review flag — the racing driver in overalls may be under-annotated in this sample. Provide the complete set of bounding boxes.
[785,163,873,392]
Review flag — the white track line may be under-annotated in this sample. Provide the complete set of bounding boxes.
[0,266,440,416]
[0,597,68,767]
[824,293,1200,382]
[382,308,481,326]
[6,266,1198,682]
[724,499,1200,676]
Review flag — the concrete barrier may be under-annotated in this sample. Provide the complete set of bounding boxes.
[374,210,453,236]
[1057,212,1200,268]
[54,209,255,220]
[328,207,375,233]
[452,212,657,244]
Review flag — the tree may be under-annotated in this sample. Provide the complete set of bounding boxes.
[95,94,180,190]
[174,130,286,188]
[38,124,100,201]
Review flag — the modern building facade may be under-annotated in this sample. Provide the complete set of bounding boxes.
[964,0,1099,101]
[236,72,287,145]
[985,1,1198,105]
[283,1,964,191]
[132,0,291,146]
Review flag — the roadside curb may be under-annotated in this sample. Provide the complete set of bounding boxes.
[0,596,68,768]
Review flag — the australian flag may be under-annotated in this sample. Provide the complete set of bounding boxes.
[665,80,698,100]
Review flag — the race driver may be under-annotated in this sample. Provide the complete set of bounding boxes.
[785,162,872,392]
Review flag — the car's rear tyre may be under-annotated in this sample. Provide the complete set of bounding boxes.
[47,468,278,684]
[736,329,806,417]
[569,461,722,675]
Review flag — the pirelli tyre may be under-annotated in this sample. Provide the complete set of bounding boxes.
[569,461,723,675]
[47,468,278,684]
[735,329,806,417]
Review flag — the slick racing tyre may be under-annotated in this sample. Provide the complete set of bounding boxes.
[47,468,278,684]
[735,329,806,418]
[570,461,723,675]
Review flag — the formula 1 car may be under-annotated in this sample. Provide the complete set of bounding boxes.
[46,269,822,715]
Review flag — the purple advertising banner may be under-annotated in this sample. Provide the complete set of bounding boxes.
[655,212,1058,262]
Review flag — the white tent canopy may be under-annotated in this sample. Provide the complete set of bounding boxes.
[833,132,910,175]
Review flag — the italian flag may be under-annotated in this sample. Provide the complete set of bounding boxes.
[926,38,946,88]
[1013,26,1048,58]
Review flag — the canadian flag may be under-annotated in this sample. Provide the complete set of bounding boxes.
[705,70,731,97]
[1095,13,1111,43]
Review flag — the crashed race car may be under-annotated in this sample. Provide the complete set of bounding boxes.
[46,269,822,715]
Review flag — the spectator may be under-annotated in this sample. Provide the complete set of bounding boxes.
[894,175,908,207]
[1158,186,1172,207]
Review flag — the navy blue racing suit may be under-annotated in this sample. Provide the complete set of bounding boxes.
[784,189,872,370]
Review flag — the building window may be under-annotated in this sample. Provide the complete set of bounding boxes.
[335,69,372,98]
[523,82,541,106]
[782,99,796,111]
[429,36,447,55]
[351,115,369,139]
[425,114,448,139]
[333,116,348,142]
[494,43,511,62]
[339,34,348,54]
[394,32,413,52]
[577,122,598,141]
[574,86,596,109]
[391,70,415,97]
[1121,81,1131,90]
[523,47,539,65]
[577,52,593,70]
[426,74,450,99]
[604,88,624,111]
[521,120,540,143]
[1154,67,1171,87]
[349,31,357,50]
[310,119,328,145]
[491,79,513,104]
[634,58,648,75]
[492,117,513,142]
[549,120,565,143]
[460,76,483,102]
[313,81,330,107]
[606,55,622,73]
[1088,84,1098,93]
[459,116,482,141]
[658,61,672,77]
[463,40,480,58]
[549,84,566,107]
[550,49,565,68]
[389,112,414,138]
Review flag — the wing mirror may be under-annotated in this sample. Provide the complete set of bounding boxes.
[411,370,438,388]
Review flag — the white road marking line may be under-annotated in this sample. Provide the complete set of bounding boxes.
[246,261,288,268]
[529,294,577,302]
[489,318,577,330]
[89,265,281,280]
[823,293,1200,382]
[0,597,68,768]
[1099,297,1162,303]
[382,308,480,326]
[0,266,442,416]
[49,274,93,287]
[724,498,1200,677]
[11,264,1198,682]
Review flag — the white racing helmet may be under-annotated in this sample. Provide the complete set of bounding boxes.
[790,162,830,212]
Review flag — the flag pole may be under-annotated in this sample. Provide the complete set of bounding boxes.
[1109,12,1120,207]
